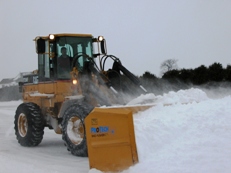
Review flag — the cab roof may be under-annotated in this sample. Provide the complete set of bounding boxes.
[34,33,93,41]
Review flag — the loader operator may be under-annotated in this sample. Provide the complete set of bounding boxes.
[57,47,72,78]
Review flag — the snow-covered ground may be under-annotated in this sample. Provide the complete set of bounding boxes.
[1,88,231,173]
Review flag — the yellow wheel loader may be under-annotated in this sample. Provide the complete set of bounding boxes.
[14,33,151,171]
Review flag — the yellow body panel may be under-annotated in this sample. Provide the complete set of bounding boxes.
[38,82,54,94]
[85,107,141,172]
[23,80,73,108]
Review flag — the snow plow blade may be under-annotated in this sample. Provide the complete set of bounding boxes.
[85,105,153,172]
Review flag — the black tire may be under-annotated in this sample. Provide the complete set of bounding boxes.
[14,102,45,146]
[61,102,93,157]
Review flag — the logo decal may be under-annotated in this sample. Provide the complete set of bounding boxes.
[90,126,114,137]
[91,126,109,133]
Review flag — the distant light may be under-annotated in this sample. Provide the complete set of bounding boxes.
[49,34,55,40]
[72,79,78,85]
[98,36,104,41]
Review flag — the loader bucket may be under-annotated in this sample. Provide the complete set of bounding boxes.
[85,105,153,172]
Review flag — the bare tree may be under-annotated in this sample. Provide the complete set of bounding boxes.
[160,59,178,75]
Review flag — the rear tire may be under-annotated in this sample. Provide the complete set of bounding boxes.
[14,102,45,146]
[61,102,93,157]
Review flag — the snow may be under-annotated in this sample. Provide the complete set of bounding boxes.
[127,88,208,106]
[28,92,55,98]
[1,88,231,173]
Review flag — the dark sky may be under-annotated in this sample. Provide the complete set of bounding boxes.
[1,0,231,80]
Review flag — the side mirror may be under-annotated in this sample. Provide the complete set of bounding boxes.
[36,38,45,53]
[100,39,107,55]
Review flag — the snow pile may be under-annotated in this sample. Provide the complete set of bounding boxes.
[127,88,208,105]
[90,88,231,173]
[127,96,231,173]
[1,88,231,173]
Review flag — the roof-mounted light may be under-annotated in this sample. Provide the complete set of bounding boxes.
[49,34,55,40]
[98,36,104,42]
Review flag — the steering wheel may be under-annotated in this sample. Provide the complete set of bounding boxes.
[72,53,91,72]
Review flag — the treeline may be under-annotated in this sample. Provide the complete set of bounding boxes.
[138,62,231,95]
[161,63,231,85]
[0,62,230,101]
[140,62,231,84]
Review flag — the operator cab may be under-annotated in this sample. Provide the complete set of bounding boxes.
[35,34,94,82]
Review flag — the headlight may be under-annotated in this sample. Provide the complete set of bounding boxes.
[72,79,78,85]
[49,34,55,40]
[98,36,104,41]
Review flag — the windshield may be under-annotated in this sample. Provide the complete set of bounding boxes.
[55,36,93,79]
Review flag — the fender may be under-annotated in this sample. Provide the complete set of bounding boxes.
[58,95,84,118]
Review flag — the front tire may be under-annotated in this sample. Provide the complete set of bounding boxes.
[61,102,93,157]
[14,102,45,146]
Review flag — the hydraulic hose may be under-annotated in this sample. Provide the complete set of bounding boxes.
[113,61,148,93]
